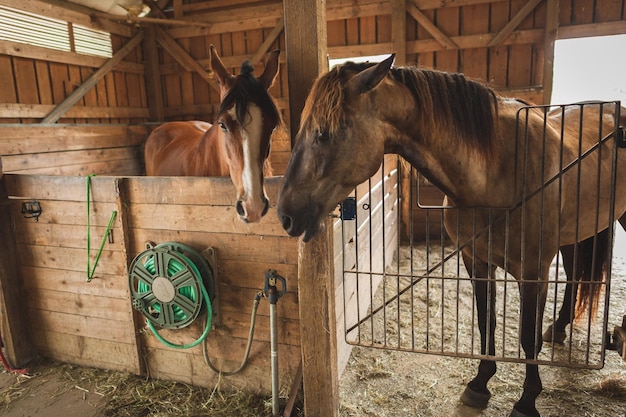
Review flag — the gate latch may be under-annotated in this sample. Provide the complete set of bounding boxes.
[339,197,357,220]
[618,126,626,148]
[21,201,41,221]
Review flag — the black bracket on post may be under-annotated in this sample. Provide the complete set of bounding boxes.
[339,197,357,221]
[617,126,626,148]
[21,201,41,222]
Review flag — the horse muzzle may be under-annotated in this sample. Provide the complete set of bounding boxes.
[236,195,269,223]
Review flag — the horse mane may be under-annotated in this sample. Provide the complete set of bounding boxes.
[303,61,498,157]
[218,61,283,131]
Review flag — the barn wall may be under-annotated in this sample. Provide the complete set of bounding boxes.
[1,0,624,177]
[4,173,302,390]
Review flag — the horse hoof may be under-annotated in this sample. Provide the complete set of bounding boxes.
[542,325,566,344]
[460,386,491,408]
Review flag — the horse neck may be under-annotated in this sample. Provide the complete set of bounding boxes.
[197,125,230,176]
[380,80,498,206]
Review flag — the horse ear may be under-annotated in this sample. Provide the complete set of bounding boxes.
[258,49,280,90]
[348,53,395,95]
[209,44,234,88]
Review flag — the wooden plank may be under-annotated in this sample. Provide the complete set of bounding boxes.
[21,266,128,299]
[18,244,128,275]
[0,176,35,367]
[28,289,131,321]
[13,222,126,251]
[129,229,298,265]
[6,158,142,176]
[31,331,138,373]
[2,147,141,172]
[28,308,135,343]
[42,31,145,124]
[0,125,146,155]
[0,103,149,119]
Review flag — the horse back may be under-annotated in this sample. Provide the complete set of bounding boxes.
[144,121,229,176]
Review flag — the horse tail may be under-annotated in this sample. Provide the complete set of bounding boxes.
[573,228,611,322]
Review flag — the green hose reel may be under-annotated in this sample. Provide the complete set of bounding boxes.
[128,242,216,348]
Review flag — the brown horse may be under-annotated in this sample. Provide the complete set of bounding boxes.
[277,55,626,417]
[144,45,284,223]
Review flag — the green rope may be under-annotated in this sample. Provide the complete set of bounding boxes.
[86,174,117,282]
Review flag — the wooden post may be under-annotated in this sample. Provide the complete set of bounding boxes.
[143,26,165,122]
[391,0,407,66]
[0,166,35,367]
[283,3,336,415]
[297,218,338,417]
[543,0,560,104]
[283,0,327,145]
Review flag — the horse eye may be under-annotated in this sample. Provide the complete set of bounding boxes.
[218,121,228,132]
[315,129,330,144]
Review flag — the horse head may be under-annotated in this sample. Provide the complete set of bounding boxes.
[209,45,281,223]
[277,55,396,241]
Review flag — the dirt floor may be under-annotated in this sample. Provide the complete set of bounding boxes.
[1,231,626,417]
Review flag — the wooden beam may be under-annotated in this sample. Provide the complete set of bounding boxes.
[391,0,407,65]
[154,27,217,92]
[407,1,459,50]
[249,17,285,66]
[0,172,36,368]
[283,3,338,415]
[543,0,560,104]
[297,219,338,417]
[283,0,328,145]
[41,31,144,124]
[488,0,543,47]
[0,103,149,119]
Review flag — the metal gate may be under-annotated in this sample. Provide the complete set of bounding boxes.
[339,100,625,369]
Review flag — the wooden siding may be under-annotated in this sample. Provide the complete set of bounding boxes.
[4,174,302,390]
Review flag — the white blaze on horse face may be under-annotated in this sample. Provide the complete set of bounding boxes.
[228,103,266,222]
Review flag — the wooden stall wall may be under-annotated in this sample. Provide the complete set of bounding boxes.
[0,0,149,175]
[4,173,301,391]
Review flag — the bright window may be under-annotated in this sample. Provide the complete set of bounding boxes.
[0,5,113,58]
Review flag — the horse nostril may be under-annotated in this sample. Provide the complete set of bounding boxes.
[279,213,292,232]
[236,200,246,217]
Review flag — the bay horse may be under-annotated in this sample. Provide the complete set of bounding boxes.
[276,55,626,417]
[144,45,284,223]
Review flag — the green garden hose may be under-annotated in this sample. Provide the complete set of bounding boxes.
[131,246,212,349]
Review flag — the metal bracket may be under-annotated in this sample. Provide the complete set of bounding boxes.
[339,197,357,220]
[617,126,626,148]
[21,201,41,221]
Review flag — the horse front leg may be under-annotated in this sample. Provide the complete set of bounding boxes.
[460,253,498,409]
[510,279,547,417]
